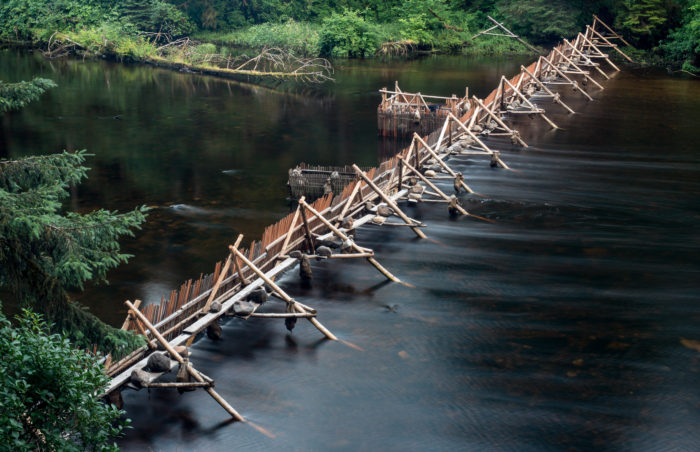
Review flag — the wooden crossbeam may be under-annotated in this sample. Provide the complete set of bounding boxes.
[229,245,337,341]
[540,56,593,101]
[501,77,558,129]
[564,38,610,80]
[587,25,634,62]
[353,165,427,239]
[578,32,620,71]
[472,96,529,146]
[125,300,246,422]
[552,48,605,90]
[592,14,633,47]
[518,66,575,114]
[298,198,401,283]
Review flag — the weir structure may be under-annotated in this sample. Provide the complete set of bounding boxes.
[102,16,632,426]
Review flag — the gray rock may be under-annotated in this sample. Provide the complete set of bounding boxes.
[130,368,151,388]
[146,352,171,373]
[206,322,222,340]
[233,300,257,316]
[246,287,268,305]
[377,205,393,217]
[317,246,332,257]
[209,301,222,313]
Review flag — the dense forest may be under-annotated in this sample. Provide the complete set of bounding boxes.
[0,0,698,72]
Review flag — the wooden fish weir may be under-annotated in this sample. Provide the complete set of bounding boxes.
[287,163,373,199]
[103,16,632,428]
[378,81,470,137]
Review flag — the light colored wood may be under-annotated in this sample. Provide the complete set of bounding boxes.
[501,76,559,129]
[229,246,338,341]
[552,47,605,90]
[334,180,362,227]
[592,15,633,48]
[578,32,620,71]
[250,312,316,318]
[202,235,242,313]
[472,96,530,145]
[299,198,402,283]
[352,165,427,239]
[278,205,301,261]
[120,299,142,330]
[519,66,575,114]
[540,56,593,101]
[564,38,610,79]
[397,157,468,216]
[413,133,480,187]
[124,300,246,422]
[145,381,212,389]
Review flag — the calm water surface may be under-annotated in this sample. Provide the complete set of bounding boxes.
[1,49,699,451]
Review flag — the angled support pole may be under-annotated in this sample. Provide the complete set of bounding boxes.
[277,205,300,263]
[125,300,246,422]
[592,15,633,47]
[298,198,401,283]
[334,180,362,227]
[501,76,559,129]
[413,133,476,193]
[519,66,576,114]
[445,113,511,169]
[564,38,610,79]
[540,56,593,101]
[472,96,529,146]
[578,32,620,71]
[352,164,427,239]
[397,157,469,216]
[203,234,244,313]
[229,245,337,341]
[552,48,605,90]
[587,25,634,62]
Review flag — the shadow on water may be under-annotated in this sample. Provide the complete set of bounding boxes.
[2,49,700,450]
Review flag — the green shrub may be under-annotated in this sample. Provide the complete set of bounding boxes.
[0,309,128,451]
[319,9,378,58]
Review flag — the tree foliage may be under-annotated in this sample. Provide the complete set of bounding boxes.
[0,151,148,355]
[0,78,56,113]
[319,9,378,58]
[0,309,127,451]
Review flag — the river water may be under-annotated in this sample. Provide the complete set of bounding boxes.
[2,49,699,451]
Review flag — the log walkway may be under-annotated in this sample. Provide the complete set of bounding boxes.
[102,16,632,425]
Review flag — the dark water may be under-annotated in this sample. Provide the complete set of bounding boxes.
[2,49,700,450]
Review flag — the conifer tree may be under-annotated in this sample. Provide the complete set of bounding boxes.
[0,151,148,356]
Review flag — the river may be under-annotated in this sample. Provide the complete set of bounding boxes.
[1,48,699,451]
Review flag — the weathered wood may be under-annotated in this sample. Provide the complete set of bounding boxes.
[203,235,243,313]
[540,56,594,101]
[298,197,316,254]
[352,164,427,239]
[587,25,634,62]
[501,76,559,129]
[229,245,337,341]
[552,47,605,90]
[472,96,530,145]
[397,156,468,216]
[518,66,576,114]
[124,300,246,422]
[299,198,402,283]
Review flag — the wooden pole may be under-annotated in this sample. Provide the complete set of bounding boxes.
[232,234,249,286]
[229,245,337,341]
[592,14,633,47]
[587,25,634,62]
[519,66,576,114]
[472,96,530,145]
[578,32,620,71]
[299,199,316,255]
[501,76,559,129]
[278,205,300,262]
[298,198,402,283]
[352,165,427,239]
[203,235,243,313]
[334,181,362,227]
[540,56,593,101]
[564,39,610,79]
[120,299,142,330]
[124,300,246,422]
[413,133,481,188]
[446,114,512,170]
[397,157,469,216]
[552,47,605,90]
